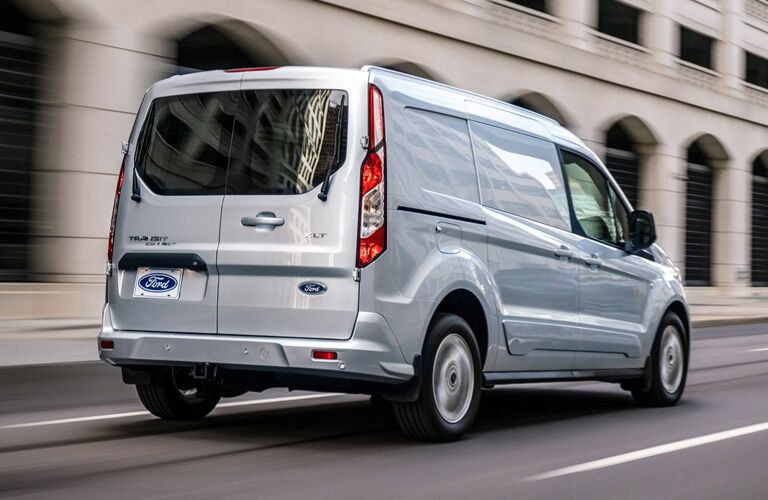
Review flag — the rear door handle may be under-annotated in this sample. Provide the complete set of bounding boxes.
[554,246,574,259]
[241,214,284,227]
[585,254,602,268]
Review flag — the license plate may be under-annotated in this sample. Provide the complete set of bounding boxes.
[133,268,183,299]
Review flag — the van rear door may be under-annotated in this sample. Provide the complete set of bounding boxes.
[216,82,364,339]
[109,82,240,334]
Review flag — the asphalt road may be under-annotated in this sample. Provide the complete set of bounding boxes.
[1,324,768,499]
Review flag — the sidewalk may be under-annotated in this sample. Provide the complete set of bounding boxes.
[0,283,103,366]
[0,287,766,367]
[0,318,99,367]
[686,287,768,327]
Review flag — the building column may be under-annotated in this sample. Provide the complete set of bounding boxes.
[712,159,752,287]
[719,0,745,92]
[637,145,686,268]
[646,0,675,67]
[551,0,592,50]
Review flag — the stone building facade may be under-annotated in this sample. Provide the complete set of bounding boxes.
[1,0,767,291]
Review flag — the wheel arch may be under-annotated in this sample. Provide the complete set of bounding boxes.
[665,300,691,351]
[430,288,492,368]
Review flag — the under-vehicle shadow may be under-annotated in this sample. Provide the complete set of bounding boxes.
[106,385,640,448]
[472,386,639,434]
[0,385,643,457]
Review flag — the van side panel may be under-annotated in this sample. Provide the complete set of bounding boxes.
[468,121,585,371]
[358,74,500,368]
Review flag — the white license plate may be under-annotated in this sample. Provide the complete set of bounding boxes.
[133,268,183,299]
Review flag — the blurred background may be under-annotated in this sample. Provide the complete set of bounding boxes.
[0,0,767,322]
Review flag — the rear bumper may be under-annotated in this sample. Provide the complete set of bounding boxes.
[98,306,414,384]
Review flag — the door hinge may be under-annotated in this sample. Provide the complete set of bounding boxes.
[353,268,361,282]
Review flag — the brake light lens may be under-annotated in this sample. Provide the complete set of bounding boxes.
[312,350,338,361]
[107,156,125,265]
[357,84,386,267]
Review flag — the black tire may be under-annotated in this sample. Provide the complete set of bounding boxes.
[136,368,220,420]
[392,313,482,442]
[631,312,688,407]
[369,393,391,409]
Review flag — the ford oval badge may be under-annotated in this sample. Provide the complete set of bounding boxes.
[138,273,179,293]
[298,281,327,295]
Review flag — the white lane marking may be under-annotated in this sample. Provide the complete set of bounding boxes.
[527,421,768,481]
[0,393,343,430]
[747,348,768,352]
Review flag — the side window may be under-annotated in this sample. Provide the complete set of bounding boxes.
[562,151,627,245]
[470,122,571,231]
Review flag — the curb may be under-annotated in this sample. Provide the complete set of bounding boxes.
[692,317,768,329]
[0,321,100,335]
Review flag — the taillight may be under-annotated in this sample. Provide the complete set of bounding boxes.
[357,84,386,267]
[107,156,125,266]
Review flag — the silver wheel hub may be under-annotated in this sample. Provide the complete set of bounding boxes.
[432,333,474,424]
[660,325,684,394]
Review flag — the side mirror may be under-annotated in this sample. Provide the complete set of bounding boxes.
[626,210,657,252]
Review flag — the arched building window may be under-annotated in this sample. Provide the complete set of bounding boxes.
[684,136,728,286]
[753,153,768,286]
[510,92,569,126]
[176,22,288,73]
[605,123,638,206]
[602,116,657,209]
[378,61,440,81]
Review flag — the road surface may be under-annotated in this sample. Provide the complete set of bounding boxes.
[1,323,767,499]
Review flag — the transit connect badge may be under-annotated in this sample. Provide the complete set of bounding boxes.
[298,281,327,295]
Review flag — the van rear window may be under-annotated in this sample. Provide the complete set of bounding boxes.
[227,89,347,195]
[136,91,238,196]
[135,89,347,196]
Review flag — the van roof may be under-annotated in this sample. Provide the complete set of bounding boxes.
[363,65,558,125]
[145,65,594,161]
[362,65,591,157]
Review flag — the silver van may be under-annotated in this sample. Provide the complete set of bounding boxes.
[99,66,690,441]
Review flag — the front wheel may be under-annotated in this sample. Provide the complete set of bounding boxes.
[392,314,481,441]
[631,312,688,407]
[136,367,220,420]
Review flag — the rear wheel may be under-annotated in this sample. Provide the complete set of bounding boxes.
[631,312,688,407]
[136,367,220,420]
[392,314,481,441]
